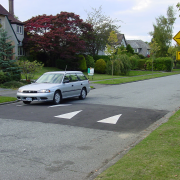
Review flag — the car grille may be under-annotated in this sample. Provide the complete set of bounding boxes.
[23,90,37,93]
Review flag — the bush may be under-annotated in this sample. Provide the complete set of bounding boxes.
[95,59,106,74]
[78,55,87,72]
[117,54,131,75]
[0,71,10,84]
[17,60,44,80]
[137,59,147,70]
[93,55,110,63]
[129,55,139,70]
[146,57,173,71]
[106,54,131,75]
[86,55,95,68]
[1,81,24,88]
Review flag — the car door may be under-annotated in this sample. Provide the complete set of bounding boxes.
[69,73,81,96]
[60,74,74,98]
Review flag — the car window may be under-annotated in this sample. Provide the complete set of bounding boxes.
[77,73,87,81]
[66,73,79,82]
[36,73,63,83]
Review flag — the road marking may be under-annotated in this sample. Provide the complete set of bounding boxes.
[97,114,122,124]
[49,104,72,108]
[54,110,82,119]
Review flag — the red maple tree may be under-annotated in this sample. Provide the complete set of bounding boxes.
[24,12,93,61]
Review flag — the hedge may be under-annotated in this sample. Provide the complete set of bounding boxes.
[146,57,173,72]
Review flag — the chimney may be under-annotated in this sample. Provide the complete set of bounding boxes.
[9,0,14,16]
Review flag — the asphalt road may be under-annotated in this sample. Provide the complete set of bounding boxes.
[0,74,180,180]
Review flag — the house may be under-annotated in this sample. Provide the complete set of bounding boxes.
[98,33,127,55]
[126,40,150,57]
[0,0,25,59]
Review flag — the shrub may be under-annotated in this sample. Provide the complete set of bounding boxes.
[129,55,139,70]
[106,54,131,75]
[0,71,10,84]
[95,59,106,74]
[137,59,147,70]
[86,55,95,68]
[78,55,87,72]
[146,57,173,71]
[117,54,131,75]
[1,81,24,88]
[17,60,44,80]
[93,55,110,63]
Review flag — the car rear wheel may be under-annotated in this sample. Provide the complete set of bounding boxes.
[53,91,61,104]
[79,88,86,100]
[23,101,31,104]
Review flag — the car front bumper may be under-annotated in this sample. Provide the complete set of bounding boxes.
[17,92,54,102]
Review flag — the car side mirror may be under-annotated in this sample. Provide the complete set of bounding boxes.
[31,80,36,83]
[63,79,69,83]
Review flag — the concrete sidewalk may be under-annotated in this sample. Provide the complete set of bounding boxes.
[0,88,17,98]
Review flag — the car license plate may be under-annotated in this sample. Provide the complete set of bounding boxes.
[26,97,32,101]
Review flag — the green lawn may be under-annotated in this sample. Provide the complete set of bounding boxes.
[0,96,17,103]
[95,109,180,180]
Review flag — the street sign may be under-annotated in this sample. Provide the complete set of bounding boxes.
[88,68,94,76]
[176,51,180,60]
[88,67,94,80]
[173,31,180,45]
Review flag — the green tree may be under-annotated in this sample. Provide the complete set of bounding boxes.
[168,45,180,68]
[86,6,121,56]
[16,60,44,80]
[149,6,176,57]
[149,39,160,72]
[0,28,21,82]
[126,44,134,54]
[105,31,118,79]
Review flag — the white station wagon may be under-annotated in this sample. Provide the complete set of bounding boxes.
[17,71,91,104]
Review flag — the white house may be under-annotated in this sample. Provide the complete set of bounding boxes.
[99,34,127,55]
[0,0,25,59]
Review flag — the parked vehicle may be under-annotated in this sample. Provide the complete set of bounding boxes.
[17,71,91,104]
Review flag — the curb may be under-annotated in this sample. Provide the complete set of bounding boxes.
[0,100,19,105]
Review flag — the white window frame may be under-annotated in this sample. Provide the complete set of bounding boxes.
[17,25,23,34]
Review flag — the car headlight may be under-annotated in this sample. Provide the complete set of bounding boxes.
[18,89,23,93]
[37,89,51,93]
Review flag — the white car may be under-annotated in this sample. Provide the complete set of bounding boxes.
[17,71,91,104]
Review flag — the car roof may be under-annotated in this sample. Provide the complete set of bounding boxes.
[44,71,83,74]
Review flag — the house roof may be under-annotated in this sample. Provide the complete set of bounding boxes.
[126,40,150,49]
[117,34,127,46]
[0,4,24,25]
[126,40,150,56]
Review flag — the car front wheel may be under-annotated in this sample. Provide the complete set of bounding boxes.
[53,91,61,104]
[23,101,31,104]
[79,88,86,100]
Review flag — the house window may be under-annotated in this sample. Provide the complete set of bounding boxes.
[134,49,139,53]
[147,50,150,55]
[17,25,23,34]
[18,46,25,56]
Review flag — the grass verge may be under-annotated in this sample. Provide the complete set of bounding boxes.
[95,109,180,180]
[0,96,17,103]
[93,71,180,84]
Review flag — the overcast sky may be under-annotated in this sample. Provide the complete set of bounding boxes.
[1,0,180,44]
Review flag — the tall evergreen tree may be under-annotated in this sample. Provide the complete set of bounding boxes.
[0,28,21,81]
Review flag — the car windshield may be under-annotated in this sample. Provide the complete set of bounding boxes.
[36,73,64,83]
